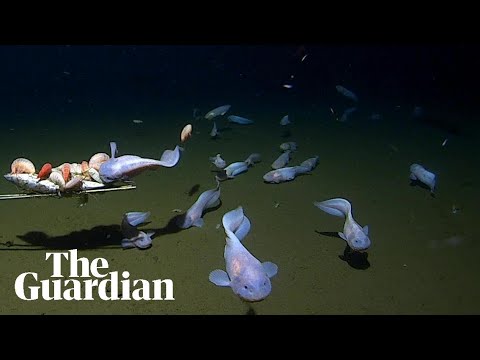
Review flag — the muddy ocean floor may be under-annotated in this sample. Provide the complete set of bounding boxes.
[0,102,479,314]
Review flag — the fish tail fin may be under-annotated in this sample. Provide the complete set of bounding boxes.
[314,198,352,218]
[159,145,182,167]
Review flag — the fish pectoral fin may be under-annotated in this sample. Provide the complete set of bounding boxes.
[409,173,417,181]
[262,262,278,278]
[209,269,231,287]
[338,232,348,241]
[362,225,369,235]
[192,218,204,228]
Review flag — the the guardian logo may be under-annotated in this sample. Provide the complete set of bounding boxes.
[14,250,174,301]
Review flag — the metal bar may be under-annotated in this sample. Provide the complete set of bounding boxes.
[0,184,137,201]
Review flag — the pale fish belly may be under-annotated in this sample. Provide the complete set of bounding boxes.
[227,250,256,279]
[100,156,162,182]
[122,160,162,177]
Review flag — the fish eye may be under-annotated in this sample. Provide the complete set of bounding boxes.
[244,285,248,289]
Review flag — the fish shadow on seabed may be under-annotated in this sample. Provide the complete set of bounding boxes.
[409,180,436,198]
[11,224,125,251]
[315,230,370,270]
[186,183,200,197]
[10,221,180,251]
[8,203,221,251]
[244,304,257,315]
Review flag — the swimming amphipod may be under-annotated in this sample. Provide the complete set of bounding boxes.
[11,158,35,174]
[181,124,193,143]
[88,153,110,171]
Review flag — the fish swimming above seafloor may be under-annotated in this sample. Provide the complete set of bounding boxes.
[98,142,181,184]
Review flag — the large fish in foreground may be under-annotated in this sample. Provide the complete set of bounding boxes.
[209,206,278,302]
[99,142,181,183]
